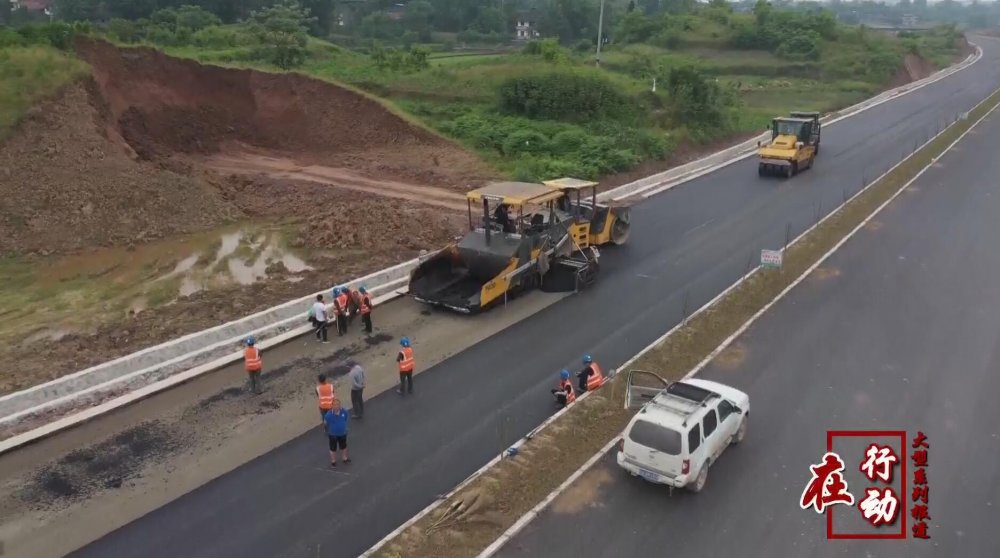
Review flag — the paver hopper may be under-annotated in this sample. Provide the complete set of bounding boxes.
[408,181,600,314]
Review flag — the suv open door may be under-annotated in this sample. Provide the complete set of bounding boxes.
[624,369,669,410]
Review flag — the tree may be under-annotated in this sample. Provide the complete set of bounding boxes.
[249,1,316,69]
[402,0,434,42]
[753,0,772,25]
[472,7,505,35]
[360,11,397,40]
[627,1,636,13]
[175,5,222,31]
[300,0,336,36]
[666,66,728,129]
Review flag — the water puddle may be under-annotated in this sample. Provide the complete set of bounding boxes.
[148,227,313,299]
[3,224,314,344]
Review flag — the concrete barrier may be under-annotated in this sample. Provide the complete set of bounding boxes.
[0,45,982,452]
[0,253,434,426]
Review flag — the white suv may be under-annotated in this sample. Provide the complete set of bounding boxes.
[616,371,749,493]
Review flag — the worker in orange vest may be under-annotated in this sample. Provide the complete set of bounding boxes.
[244,335,263,394]
[551,369,576,408]
[359,286,374,334]
[333,287,349,336]
[577,354,605,392]
[316,373,335,424]
[396,336,415,395]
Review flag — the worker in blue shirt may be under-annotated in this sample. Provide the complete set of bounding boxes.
[323,398,351,467]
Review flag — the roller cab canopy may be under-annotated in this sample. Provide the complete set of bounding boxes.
[467,181,565,208]
[542,177,599,191]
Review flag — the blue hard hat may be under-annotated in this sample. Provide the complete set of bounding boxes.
[245,335,256,346]
[560,369,570,380]
[359,285,367,294]
[400,336,410,347]
[583,354,593,364]
[333,287,341,295]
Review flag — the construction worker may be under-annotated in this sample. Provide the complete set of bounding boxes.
[577,354,605,392]
[396,336,414,395]
[316,373,335,423]
[311,294,329,343]
[551,369,576,408]
[346,286,362,323]
[333,287,349,336]
[323,398,351,467]
[244,336,263,394]
[358,286,374,334]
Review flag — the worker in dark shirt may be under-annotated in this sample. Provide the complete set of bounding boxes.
[494,203,514,233]
[577,354,602,393]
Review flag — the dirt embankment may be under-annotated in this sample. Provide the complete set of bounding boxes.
[0,81,236,255]
[888,53,938,89]
[75,37,487,192]
[0,38,486,258]
[0,39,488,391]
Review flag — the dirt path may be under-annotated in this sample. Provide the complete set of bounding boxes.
[206,153,470,212]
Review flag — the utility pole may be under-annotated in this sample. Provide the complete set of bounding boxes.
[595,0,606,66]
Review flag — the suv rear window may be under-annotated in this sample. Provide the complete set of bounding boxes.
[628,420,682,455]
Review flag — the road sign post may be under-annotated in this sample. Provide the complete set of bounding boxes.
[761,249,783,269]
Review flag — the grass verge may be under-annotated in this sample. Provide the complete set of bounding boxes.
[373,86,1000,558]
[0,46,90,138]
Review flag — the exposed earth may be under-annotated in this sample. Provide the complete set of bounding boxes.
[0,38,486,394]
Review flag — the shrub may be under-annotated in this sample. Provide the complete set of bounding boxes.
[191,26,245,48]
[665,65,731,131]
[498,72,634,122]
[0,27,24,47]
[549,129,588,155]
[502,130,550,156]
[776,31,820,61]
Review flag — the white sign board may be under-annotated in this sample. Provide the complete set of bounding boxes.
[761,249,783,268]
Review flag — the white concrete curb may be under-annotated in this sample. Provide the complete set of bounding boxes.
[473,80,1000,558]
[1,43,983,454]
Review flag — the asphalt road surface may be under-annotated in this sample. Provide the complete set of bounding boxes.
[495,68,1000,558]
[70,39,1000,558]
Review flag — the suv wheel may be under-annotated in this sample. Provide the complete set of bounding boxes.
[732,417,748,445]
[688,463,709,493]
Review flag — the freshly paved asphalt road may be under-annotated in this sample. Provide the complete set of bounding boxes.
[70,39,1000,558]
[495,68,1000,558]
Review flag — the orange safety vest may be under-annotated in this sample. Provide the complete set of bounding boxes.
[398,347,415,373]
[586,362,605,391]
[560,379,576,403]
[244,347,262,372]
[317,383,335,410]
[335,293,349,315]
[360,294,372,315]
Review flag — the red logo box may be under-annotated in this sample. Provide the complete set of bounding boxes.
[826,430,908,539]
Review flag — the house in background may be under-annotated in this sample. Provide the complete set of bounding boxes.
[513,11,540,41]
[901,13,919,28]
[11,0,51,12]
[386,3,407,21]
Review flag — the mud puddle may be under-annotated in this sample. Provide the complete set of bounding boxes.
[153,228,313,298]
[205,153,469,212]
[1,224,312,345]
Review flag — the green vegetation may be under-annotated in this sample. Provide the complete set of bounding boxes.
[0,0,971,180]
[0,23,90,136]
